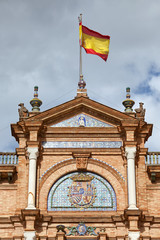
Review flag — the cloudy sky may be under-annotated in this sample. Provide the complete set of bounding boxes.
[0,0,160,152]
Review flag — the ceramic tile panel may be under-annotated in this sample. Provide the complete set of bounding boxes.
[48,172,116,211]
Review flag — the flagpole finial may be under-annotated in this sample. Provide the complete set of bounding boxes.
[78,74,86,89]
[78,14,82,23]
[76,74,88,98]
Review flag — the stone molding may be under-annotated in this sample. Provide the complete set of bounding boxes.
[39,157,125,190]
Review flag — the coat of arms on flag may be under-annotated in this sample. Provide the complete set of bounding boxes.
[68,173,96,209]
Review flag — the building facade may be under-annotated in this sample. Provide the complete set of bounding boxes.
[0,86,159,240]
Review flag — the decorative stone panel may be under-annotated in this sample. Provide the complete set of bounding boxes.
[73,152,91,170]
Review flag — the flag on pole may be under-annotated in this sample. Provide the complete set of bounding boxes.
[79,22,110,61]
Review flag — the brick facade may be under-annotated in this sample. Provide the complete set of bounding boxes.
[1,94,160,239]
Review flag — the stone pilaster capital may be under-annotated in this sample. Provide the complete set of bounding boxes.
[125,146,136,159]
[24,231,36,240]
[128,231,140,240]
[27,147,39,160]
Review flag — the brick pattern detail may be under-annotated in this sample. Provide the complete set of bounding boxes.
[1,96,155,239]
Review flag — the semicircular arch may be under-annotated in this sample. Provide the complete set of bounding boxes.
[39,158,126,211]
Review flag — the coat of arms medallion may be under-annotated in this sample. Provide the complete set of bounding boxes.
[68,173,96,209]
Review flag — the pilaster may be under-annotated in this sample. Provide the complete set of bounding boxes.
[26,147,39,209]
[125,146,138,210]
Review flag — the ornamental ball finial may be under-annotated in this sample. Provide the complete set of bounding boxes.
[78,74,86,89]
[30,86,42,112]
[122,87,135,112]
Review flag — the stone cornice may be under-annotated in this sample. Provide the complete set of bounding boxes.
[41,127,121,139]
[11,120,44,143]
[147,165,160,183]
[42,148,122,155]
[26,97,136,126]
[24,120,43,132]
[21,209,40,219]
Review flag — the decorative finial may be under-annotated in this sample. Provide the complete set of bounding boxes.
[78,74,86,89]
[30,86,42,112]
[76,74,88,98]
[78,13,82,23]
[122,87,135,112]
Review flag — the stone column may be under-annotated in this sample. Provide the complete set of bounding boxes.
[24,231,36,240]
[26,147,39,209]
[125,146,138,210]
[128,231,140,240]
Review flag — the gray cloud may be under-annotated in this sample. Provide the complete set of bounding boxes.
[0,0,160,151]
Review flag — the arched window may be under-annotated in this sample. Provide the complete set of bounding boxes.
[48,172,116,211]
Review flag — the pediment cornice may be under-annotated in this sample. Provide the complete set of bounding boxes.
[26,97,137,127]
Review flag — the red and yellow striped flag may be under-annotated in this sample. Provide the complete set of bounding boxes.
[79,22,110,61]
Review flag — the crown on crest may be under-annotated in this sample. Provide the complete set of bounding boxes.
[70,173,94,182]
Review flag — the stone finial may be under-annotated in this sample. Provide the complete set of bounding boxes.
[122,87,135,112]
[18,103,29,121]
[135,102,146,120]
[78,74,86,89]
[30,86,42,112]
[76,75,88,98]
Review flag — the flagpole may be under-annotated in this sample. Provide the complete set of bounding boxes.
[80,39,82,77]
[78,14,86,89]
[78,14,82,78]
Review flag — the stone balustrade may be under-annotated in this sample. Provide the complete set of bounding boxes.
[146,152,160,165]
[0,151,160,166]
[0,152,18,165]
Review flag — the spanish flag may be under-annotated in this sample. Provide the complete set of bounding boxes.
[79,22,110,61]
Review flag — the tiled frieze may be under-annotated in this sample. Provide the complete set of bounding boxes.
[51,114,112,127]
[42,141,122,148]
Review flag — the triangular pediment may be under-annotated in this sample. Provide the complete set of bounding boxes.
[27,96,137,127]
